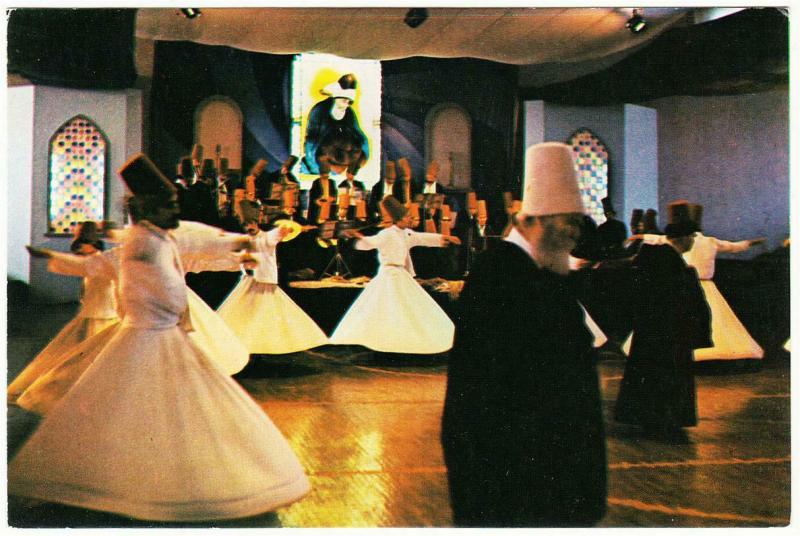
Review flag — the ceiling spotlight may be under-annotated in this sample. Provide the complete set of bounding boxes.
[626,9,647,34]
[179,8,202,19]
[404,8,429,29]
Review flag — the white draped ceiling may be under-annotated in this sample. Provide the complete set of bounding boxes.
[136,7,694,66]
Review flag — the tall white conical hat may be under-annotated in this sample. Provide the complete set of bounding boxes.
[519,142,585,217]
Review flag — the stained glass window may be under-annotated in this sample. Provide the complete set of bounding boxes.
[48,116,107,234]
[568,129,608,224]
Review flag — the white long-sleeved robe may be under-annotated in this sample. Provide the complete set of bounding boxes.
[6,250,119,402]
[8,220,310,521]
[329,225,455,353]
[217,227,328,354]
[10,222,254,412]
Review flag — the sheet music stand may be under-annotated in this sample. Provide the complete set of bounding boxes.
[320,220,352,278]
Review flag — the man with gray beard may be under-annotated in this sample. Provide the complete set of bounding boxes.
[441,142,607,527]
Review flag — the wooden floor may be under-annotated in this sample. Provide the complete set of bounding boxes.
[5,298,792,529]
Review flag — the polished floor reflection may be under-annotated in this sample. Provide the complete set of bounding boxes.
[6,301,791,528]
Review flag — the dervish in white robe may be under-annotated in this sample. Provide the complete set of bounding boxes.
[627,232,763,360]
[10,222,254,414]
[8,220,310,521]
[217,226,329,354]
[329,225,455,353]
[6,249,119,403]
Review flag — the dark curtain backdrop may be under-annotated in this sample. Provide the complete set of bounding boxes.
[7,8,137,89]
[150,43,520,200]
[151,41,294,175]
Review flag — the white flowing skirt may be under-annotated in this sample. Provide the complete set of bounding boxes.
[580,305,608,349]
[694,280,763,360]
[7,315,118,403]
[8,323,310,521]
[622,280,763,361]
[218,276,329,354]
[330,266,455,353]
[14,289,249,415]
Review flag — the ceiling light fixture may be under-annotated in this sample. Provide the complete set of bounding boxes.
[626,9,647,34]
[404,8,429,29]
[179,8,202,20]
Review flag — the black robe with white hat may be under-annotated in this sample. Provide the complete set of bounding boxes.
[441,240,607,527]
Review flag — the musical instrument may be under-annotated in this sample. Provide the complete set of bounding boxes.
[272,219,317,242]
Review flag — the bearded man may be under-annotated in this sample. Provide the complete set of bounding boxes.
[441,142,607,527]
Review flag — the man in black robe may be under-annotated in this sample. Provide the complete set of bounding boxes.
[614,201,711,439]
[442,142,607,527]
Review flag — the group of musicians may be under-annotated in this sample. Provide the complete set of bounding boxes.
[170,148,505,282]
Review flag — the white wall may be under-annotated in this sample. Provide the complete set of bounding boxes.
[19,85,142,302]
[7,86,35,283]
[623,104,659,226]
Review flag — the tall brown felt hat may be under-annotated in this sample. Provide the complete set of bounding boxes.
[119,153,176,197]
[250,159,268,176]
[381,196,408,222]
[178,157,193,178]
[688,203,704,231]
[200,159,216,179]
[385,160,397,180]
[284,155,299,169]
[397,158,412,180]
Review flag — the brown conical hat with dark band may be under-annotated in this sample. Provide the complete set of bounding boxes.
[397,158,412,180]
[250,159,268,176]
[643,209,658,230]
[688,203,703,231]
[200,159,216,179]
[178,157,193,178]
[283,155,299,169]
[385,160,397,180]
[426,161,440,180]
[381,196,408,222]
[667,200,691,225]
[665,200,697,238]
[119,153,176,197]
[191,144,203,162]
[630,208,644,228]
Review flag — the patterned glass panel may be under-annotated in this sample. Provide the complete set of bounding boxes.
[49,116,106,234]
[568,129,608,224]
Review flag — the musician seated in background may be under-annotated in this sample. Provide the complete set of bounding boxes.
[368,160,398,221]
[183,158,220,226]
[307,174,339,224]
[338,173,367,221]
[420,161,444,195]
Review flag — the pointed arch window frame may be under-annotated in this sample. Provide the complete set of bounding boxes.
[46,114,109,236]
[567,127,609,224]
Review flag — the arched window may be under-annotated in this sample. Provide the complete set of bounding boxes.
[195,96,243,171]
[568,128,609,224]
[425,104,472,189]
[48,115,107,235]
